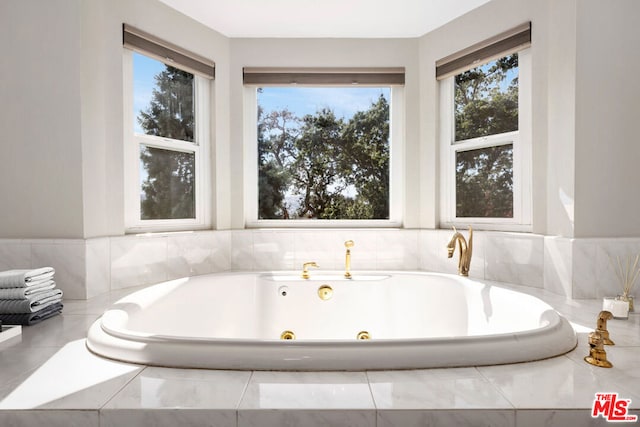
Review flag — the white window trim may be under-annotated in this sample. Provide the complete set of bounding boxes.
[243,85,404,228]
[123,49,211,233]
[439,48,532,232]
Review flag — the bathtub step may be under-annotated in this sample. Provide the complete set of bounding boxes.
[0,325,22,344]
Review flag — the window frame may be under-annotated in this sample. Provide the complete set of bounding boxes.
[439,48,532,232]
[243,84,405,228]
[123,49,211,233]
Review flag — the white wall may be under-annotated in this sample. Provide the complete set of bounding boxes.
[418,0,553,233]
[229,37,421,229]
[3,0,639,241]
[420,0,640,238]
[0,0,85,238]
[80,0,231,237]
[0,0,230,239]
[574,0,640,237]
[546,0,577,238]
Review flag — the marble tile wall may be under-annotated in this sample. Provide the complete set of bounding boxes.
[0,230,638,299]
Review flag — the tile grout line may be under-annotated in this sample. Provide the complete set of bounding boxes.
[96,364,147,414]
[235,370,255,426]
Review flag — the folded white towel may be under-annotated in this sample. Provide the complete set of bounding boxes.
[0,289,63,313]
[0,268,55,288]
[0,280,56,300]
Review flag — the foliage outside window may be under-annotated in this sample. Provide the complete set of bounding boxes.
[257,87,390,221]
[454,54,517,218]
[441,50,531,229]
[125,51,209,230]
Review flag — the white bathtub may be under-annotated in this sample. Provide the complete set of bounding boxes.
[86,271,577,370]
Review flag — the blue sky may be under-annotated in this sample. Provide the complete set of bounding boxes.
[258,87,390,120]
[134,51,391,128]
[133,53,165,134]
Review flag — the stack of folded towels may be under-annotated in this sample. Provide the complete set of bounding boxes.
[0,267,63,326]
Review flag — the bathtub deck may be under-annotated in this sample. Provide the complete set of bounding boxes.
[0,281,638,427]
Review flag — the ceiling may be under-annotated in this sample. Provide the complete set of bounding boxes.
[157,0,492,38]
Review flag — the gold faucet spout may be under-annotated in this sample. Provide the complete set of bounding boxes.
[302,262,319,279]
[447,226,473,276]
[344,240,354,279]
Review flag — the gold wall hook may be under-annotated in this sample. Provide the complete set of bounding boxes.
[596,310,615,345]
[584,331,613,368]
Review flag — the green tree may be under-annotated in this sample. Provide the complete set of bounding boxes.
[258,106,298,219]
[454,54,517,218]
[456,145,513,217]
[341,95,390,219]
[455,54,518,141]
[291,109,344,219]
[256,90,392,220]
[138,66,195,219]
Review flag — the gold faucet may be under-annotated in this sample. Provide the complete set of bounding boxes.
[584,331,613,368]
[302,262,319,279]
[596,310,615,345]
[447,226,473,276]
[344,240,354,279]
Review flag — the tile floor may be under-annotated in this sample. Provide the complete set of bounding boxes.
[0,281,638,427]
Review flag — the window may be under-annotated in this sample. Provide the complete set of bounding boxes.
[243,68,404,227]
[123,25,213,231]
[438,24,531,231]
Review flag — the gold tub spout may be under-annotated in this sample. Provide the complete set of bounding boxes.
[447,226,473,277]
[344,240,354,279]
[302,262,319,279]
[596,310,615,345]
[584,331,613,368]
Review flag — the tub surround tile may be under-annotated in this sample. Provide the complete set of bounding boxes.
[566,335,640,384]
[367,368,512,410]
[293,230,341,271]
[85,237,110,299]
[31,239,87,299]
[567,237,640,300]
[167,231,226,279]
[0,410,99,427]
[477,354,640,409]
[10,313,99,349]
[340,229,378,271]
[544,236,573,297]
[376,230,419,271]
[8,230,640,300]
[252,230,295,271]
[484,232,544,288]
[0,346,61,386]
[110,235,168,290]
[467,230,486,280]
[418,229,452,274]
[0,280,639,425]
[231,231,254,270]
[211,230,232,272]
[516,409,638,427]
[377,409,515,427]
[0,240,32,271]
[238,409,376,427]
[101,409,236,427]
[239,371,375,410]
[0,339,141,410]
[104,367,251,410]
